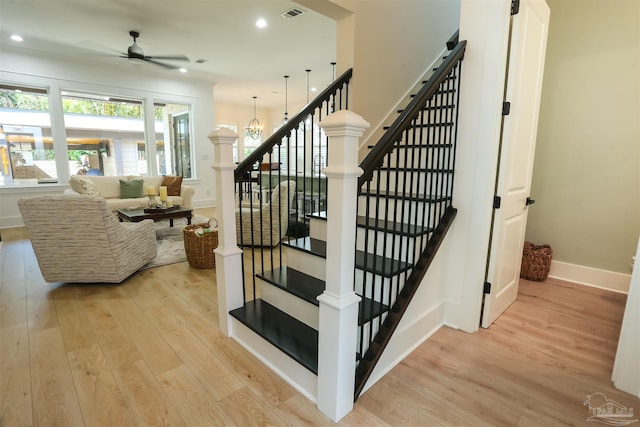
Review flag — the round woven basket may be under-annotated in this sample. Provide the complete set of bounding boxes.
[520,241,552,281]
[183,219,218,269]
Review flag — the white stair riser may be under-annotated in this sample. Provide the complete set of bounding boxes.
[354,270,401,306]
[285,246,326,281]
[357,317,383,351]
[356,228,419,262]
[372,170,453,196]
[259,280,319,330]
[385,146,453,169]
[393,124,454,145]
[357,195,448,225]
[308,216,327,241]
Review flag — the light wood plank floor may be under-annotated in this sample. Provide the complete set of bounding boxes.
[2,217,638,426]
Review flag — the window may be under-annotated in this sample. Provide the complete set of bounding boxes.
[0,83,196,185]
[156,102,193,178]
[61,91,147,177]
[0,84,54,185]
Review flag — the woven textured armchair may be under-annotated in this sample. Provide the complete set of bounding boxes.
[236,180,296,247]
[18,194,157,283]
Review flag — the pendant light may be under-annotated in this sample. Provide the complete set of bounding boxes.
[305,69,312,126]
[247,96,263,140]
[283,75,289,123]
[330,62,336,113]
[305,69,311,104]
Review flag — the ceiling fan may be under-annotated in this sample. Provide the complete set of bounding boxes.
[120,30,189,70]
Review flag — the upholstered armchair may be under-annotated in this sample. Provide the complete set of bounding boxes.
[236,180,296,247]
[18,194,157,283]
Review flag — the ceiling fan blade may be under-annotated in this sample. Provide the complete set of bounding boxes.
[146,54,189,62]
[144,58,179,70]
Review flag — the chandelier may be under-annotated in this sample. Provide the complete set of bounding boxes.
[248,96,263,140]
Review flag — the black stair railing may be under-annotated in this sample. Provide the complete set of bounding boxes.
[233,69,353,306]
[354,40,466,399]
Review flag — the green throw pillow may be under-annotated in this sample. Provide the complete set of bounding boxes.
[120,179,144,199]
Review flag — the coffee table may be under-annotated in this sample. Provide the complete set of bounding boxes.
[117,207,193,227]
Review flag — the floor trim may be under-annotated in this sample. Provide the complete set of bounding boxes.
[549,260,632,294]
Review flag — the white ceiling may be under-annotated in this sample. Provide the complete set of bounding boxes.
[0,0,337,108]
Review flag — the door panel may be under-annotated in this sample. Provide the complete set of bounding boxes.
[481,0,550,328]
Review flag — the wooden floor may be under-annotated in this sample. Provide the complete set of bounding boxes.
[2,219,638,426]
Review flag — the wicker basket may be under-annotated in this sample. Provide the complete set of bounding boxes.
[520,241,553,281]
[183,219,218,269]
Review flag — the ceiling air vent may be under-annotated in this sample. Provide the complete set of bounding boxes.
[281,8,305,19]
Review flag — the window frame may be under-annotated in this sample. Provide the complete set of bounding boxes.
[0,81,198,187]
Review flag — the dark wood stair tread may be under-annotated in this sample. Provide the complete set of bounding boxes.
[229,299,318,374]
[257,267,324,305]
[360,190,451,203]
[284,237,412,278]
[355,250,412,278]
[356,216,433,237]
[383,122,454,131]
[257,266,390,324]
[367,143,453,149]
[374,167,453,173]
[283,237,326,257]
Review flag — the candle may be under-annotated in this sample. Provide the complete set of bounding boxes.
[159,186,168,201]
[146,186,156,196]
[167,200,173,207]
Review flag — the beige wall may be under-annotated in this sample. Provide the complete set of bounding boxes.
[526,0,640,273]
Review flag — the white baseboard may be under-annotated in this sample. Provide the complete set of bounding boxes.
[548,260,632,294]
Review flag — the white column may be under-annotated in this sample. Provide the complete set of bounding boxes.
[317,110,369,422]
[209,128,244,336]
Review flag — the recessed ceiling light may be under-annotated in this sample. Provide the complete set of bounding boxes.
[311,87,317,92]
[11,34,23,42]
[256,18,267,28]
[179,68,187,73]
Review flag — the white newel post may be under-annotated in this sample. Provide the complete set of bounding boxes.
[209,128,244,337]
[317,110,370,422]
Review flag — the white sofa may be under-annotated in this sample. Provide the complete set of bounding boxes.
[64,175,194,212]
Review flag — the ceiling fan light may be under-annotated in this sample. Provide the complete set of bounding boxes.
[128,43,144,58]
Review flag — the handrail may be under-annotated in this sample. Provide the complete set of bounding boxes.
[358,41,466,188]
[234,68,353,181]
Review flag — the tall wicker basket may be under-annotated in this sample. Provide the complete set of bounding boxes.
[183,219,218,269]
[520,241,553,281]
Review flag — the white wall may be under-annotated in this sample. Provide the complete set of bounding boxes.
[326,0,462,149]
[0,47,216,228]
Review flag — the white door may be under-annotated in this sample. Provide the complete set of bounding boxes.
[481,0,550,328]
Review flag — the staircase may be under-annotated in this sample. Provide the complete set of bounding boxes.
[220,35,466,416]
